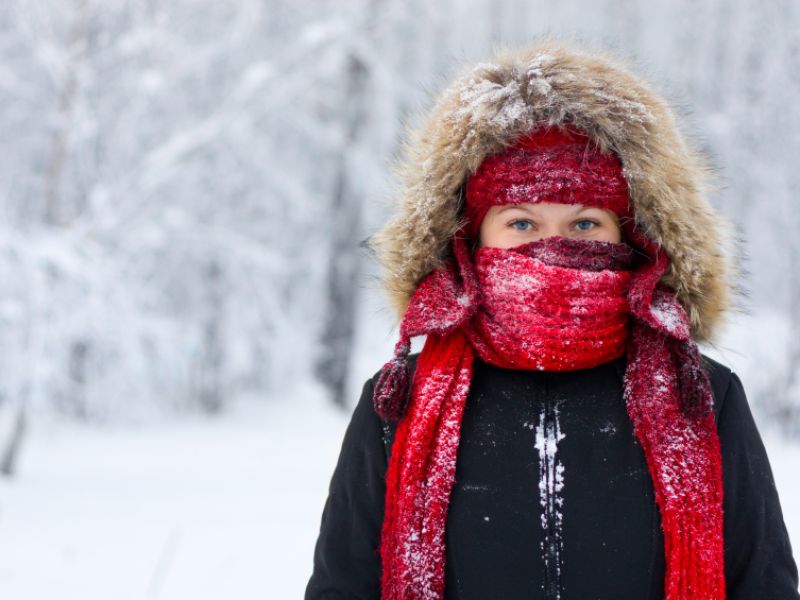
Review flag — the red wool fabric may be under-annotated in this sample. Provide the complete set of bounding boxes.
[465,240,633,370]
[463,124,632,240]
[375,236,724,600]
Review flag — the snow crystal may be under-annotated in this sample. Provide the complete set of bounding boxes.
[600,421,617,435]
[526,53,556,96]
[534,401,566,597]
[454,75,533,131]
[461,483,491,492]
[530,52,556,67]
[650,295,689,338]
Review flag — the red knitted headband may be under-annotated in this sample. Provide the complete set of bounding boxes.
[463,124,633,240]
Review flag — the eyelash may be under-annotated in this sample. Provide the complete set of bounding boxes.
[509,218,600,231]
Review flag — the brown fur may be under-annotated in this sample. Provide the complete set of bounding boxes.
[367,39,738,344]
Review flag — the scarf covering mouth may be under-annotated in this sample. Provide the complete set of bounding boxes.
[466,238,634,371]
[374,234,725,600]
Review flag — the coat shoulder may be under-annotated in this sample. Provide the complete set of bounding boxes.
[368,352,422,385]
[367,353,422,453]
[699,352,735,422]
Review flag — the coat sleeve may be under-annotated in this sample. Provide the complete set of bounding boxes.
[305,376,386,600]
[719,371,800,599]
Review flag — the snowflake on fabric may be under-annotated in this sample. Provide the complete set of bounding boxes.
[648,287,691,341]
[402,260,476,338]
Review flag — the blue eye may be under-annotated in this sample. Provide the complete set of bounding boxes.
[510,219,532,231]
[574,219,597,231]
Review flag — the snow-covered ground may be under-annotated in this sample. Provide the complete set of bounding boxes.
[0,376,798,599]
[0,380,347,600]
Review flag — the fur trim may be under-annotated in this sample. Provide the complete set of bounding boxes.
[367,39,739,344]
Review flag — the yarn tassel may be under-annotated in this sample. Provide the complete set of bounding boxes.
[373,335,412,421]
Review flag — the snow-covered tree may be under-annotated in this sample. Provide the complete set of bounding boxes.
[0,0,796,441]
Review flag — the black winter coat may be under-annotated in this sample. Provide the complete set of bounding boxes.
[305,352,800,599]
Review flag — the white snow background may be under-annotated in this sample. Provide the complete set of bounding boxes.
[1,0,799,598]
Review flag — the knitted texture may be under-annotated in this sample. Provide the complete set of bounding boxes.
[625,323,724,599]
[465,238,634,370]
[463,124,632,240]
[375,235,725,600]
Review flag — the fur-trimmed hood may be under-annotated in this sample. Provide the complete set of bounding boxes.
[368,39,738,344]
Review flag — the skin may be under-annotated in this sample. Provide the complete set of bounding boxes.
[478,202,623,248]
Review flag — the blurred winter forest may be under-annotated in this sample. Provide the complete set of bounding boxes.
[1,0,800,458]
[2,1,800,597]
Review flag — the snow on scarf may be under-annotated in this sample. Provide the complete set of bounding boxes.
[374,233,725,600]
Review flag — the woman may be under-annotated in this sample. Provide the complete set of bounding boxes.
[305,41,800,599]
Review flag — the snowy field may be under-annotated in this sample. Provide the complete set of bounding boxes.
[0,376,799,599]
[0,381,342,600]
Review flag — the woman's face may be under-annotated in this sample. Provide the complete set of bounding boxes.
[478,202,622,248]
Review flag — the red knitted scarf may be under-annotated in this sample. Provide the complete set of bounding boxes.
[374,235,725,600]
